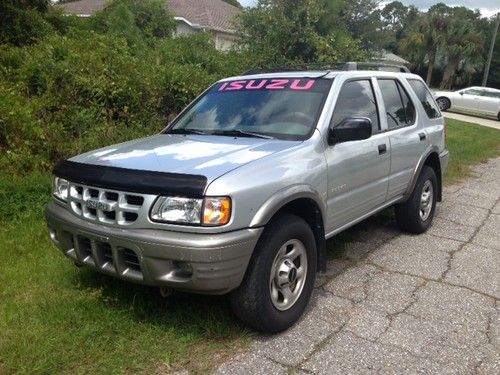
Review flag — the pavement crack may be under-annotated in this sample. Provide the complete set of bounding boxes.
[364,260,499,302]
[292,320,349,372]
[376,279,428,341]
[346,329,433,362]
[485,302,498,347]
[440,196,500,281]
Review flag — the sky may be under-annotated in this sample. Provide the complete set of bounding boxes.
[239,0,500,17]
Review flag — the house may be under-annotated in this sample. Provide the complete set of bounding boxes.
[372,50,410,66]
[59,0,241,50]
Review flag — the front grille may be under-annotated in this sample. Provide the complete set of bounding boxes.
[68,183,146,226]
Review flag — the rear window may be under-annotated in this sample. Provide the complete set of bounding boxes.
[167,78,333,140]
[408,79,441,119]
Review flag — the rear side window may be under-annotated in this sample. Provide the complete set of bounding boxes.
[481,90,500,99]
[378,79,415,129]
[330,80,380,133]
[408,79,441,119]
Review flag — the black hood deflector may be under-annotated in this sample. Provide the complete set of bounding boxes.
[54,160,208,197]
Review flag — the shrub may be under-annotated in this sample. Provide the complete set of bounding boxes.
[0,31,249,173]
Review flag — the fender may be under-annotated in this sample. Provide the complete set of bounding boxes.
[403,145,441,201]
[249,184,328,273]
[249,184,327,228]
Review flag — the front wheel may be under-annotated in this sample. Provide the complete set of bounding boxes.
[230,214,317,333]
[395,166,437,234]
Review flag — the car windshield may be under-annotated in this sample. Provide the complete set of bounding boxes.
[166,78,332,140]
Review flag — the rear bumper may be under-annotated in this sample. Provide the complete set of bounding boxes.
[45,202,262,294]
[439,149,449,174]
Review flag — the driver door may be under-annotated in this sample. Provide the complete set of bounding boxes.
[455,88,483,113]
[324,79,390,233]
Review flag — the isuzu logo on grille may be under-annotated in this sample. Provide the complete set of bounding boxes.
[85,199,112,211]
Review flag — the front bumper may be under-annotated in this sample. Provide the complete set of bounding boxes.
[45,202,262,294]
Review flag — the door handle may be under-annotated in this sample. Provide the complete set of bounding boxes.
[419,132,426,141]
[378,144,387,155]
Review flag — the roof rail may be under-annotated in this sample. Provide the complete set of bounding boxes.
[241,62,410,76]
[342,62,410,73]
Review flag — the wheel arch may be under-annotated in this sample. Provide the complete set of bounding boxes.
[405,148,443,202]
[249,186,327,273]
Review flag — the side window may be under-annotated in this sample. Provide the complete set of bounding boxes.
[481,90,500,99]
[378,79,415,129]
[408,79,441,119]
[330,80,379,133]
[464,89,482,96]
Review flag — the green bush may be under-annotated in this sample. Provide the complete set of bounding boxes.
[0,29,249,174]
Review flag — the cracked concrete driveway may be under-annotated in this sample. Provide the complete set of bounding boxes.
[216,157,500,375]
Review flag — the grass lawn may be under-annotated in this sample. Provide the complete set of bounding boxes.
[443,118,500,184]
[1,119,499,374]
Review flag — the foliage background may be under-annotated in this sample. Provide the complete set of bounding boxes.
[0,0,499,174]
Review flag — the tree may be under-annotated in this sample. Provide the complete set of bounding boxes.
[0,0,53,45]
[93,0,176,40]
[236,0,366,66]
[400,4,457,85]
[340,0,381,50]
[377,1,419,51]
[439,11,485,88]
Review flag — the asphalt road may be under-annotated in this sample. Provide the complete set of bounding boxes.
[217,157,500,374]
[444,112,500,130]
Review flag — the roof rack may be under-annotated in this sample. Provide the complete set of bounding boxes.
[342,62,410,73]
[242,61,410,76]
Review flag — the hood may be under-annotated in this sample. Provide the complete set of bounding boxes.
[71,134,299,183]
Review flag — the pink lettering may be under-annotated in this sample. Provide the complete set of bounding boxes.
[266,79,289,90]
[218,82,229,91]
[245,79,268,89]
[226,80,247,90]
[290,79,315,90]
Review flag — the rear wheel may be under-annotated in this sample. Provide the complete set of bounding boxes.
[395,166,437,234]
[230,214,317,333]
[436,97,450,111]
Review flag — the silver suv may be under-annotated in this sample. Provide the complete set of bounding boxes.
[46,64,449,333]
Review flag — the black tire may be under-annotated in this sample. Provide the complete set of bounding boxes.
[436,97,450,111]
[230,213,317,333]
[497,111,499,121]
[395,166,437,234]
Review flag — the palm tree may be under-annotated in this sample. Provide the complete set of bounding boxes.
[439,12,485,89]
[400,10,447,85]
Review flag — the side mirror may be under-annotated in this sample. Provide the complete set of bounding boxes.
[459,91,464,96]
[328,117,372,145]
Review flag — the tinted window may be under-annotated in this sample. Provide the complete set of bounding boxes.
[464,89,482,96]
[378,79,415,129]
[409,79,441,119]
[168,78,332,140]
[330,80,379,133]
[481,91,500,99]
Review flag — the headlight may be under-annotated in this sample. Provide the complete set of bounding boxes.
[53,177,69,202]
[150,196,231,226]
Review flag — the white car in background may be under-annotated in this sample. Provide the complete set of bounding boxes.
[433,86,500,120]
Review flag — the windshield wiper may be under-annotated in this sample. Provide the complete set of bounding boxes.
[212,129,274,139]
[169,128,208,135]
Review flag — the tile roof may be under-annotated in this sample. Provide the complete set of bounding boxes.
[59,0,109,16]
[59,0,241,33]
